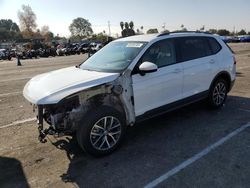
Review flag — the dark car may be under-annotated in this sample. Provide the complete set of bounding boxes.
[78,43,90,54]
[26,49,39,59]
[0,49,12,60]
[238,36,250,42]
[221,36,240,43]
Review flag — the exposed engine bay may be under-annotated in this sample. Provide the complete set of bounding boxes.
[36,75,136,143]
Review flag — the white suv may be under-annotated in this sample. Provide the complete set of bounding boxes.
[23,32,236,156]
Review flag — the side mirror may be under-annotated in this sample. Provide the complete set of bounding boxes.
[139,61,158,74]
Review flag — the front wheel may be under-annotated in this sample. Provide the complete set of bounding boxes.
[77,106,126,157]
[208,79,228,108]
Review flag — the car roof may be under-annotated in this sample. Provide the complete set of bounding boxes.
[116,32,216,42]
[116,34,158,42]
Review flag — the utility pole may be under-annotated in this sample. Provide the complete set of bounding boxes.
[162,22,166,31]
[108,21,111,36]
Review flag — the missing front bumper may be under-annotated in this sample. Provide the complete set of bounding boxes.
[37,105,56,143]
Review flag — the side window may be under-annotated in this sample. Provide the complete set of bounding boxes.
[207,37,222,54]
[141,40,176,68]
[178,37,211,61]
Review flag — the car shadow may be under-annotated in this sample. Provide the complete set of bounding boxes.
[236,72,244,77]
[51,95,250,188]
[0,156,30,188]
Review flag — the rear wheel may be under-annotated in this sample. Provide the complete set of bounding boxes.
[208,79,228,108]
[77,106,126,157]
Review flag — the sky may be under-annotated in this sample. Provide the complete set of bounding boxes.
[0,0,250,37]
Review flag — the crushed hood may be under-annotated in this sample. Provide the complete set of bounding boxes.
[23,66,119,104]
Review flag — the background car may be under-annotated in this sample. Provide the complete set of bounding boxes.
[238,35,250,42]
[0,49,12,60]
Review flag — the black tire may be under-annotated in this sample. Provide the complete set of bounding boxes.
[77,106,126,157]
[208,78,228,108]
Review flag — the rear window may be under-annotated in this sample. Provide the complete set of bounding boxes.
[178,37,211,62]
[207,37,222,54]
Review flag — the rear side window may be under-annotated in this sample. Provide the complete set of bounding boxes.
[178,37,211,62]
[207,37,222,54]
[223,41,234,54]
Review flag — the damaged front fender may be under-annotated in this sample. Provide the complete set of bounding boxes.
[36,69,136,142]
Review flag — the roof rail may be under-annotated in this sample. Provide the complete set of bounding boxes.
[157,31,212,37]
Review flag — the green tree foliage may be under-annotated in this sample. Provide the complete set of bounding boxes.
[217,29,230,36]
[129,21,134,29]
[180,24,187,31]
[18,4,37,37]
[0,19,22,41]
[91,33,108,43]
[161,30,170,34]
[237,29,247,35]
[0,19,20,32]
[147,28,159,34]
[208,29,217,34]
[120,21,135,37]
[120,22,124,30]
[69,17,93,38]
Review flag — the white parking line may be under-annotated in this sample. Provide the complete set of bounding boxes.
[0,91,22,97]
[0,117,36,129]
[144,122,250,188]
[0,77,31,83]
[238,65,250,70]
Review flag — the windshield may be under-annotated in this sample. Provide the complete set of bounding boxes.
[80,41,147,72]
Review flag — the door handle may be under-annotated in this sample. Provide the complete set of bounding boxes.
[209,59,215,64]
[172,68,182,73]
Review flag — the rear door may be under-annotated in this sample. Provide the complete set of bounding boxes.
[177,37,217,98]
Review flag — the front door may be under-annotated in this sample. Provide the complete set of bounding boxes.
[132,39,183,116]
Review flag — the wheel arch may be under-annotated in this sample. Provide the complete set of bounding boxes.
[88,93,126,115]
[210,71,232,92]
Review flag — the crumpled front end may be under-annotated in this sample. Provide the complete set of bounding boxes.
[36,94,84,142]
[25,69,136,143]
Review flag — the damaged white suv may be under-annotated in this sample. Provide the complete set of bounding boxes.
[23,32,236,156]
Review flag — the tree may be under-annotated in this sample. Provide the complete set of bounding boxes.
[124,22,129,30]
[18,4,37,37]
[217,29,230,36]
[161,29,170,34]
[200,25,205,31]
[120,21,135,37]
[208,29,217,34]
[69,17,93,37]
[237,29,247,35]
[120,22,124,30]
[129,21,134,29]
[0,19,22,41]
[90,32,107,43]
[147,28,159,34]
[41,25,49,36]
[140,26,144,34]
[0,19,20,32]
[40,25,54,42]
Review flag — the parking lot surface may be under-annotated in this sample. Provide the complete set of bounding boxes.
[0,43,250,188]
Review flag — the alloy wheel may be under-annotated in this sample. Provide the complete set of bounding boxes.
[212,82,226,106]
[90,116,122,151]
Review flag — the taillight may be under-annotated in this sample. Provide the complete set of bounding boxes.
[233,56,236,65]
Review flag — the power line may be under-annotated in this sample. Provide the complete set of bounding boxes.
[108,21,111,36]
